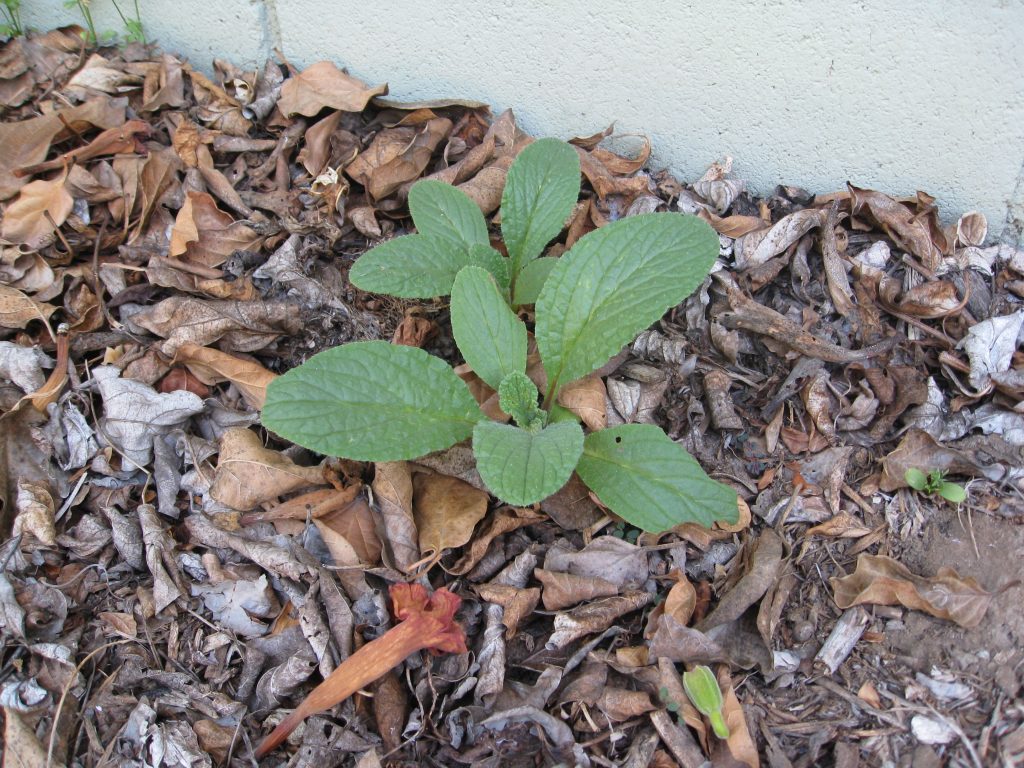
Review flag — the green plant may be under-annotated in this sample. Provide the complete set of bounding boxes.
[0,0,23,37]
[111,0,144,43]
[262,138,738,533]
[904,468,966,504]
[682,665,730,739]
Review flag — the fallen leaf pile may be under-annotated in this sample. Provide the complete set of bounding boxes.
[1,27,1022,768]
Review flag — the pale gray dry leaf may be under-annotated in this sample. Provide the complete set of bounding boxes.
[965,403,1024,446]
[738,208,821,269]
[92,365,205,467]
[185,513,308,580]
[153,434,183,518]
[0,341,52,392]
[57,400,99,471]
[0,678,49,713]
[252,234,342,309]
[192,574,274,637]
[547,591,651,649]
[481,706,591,768]
[318,568,354,660]
[543,536,649,590]
[959,310,1024,391]
[412,443,486,492]
[475,603,507,707]
[101,505,145,570]
[255,650,318,712]
[151,720,213,768]
[129,296,302,355]
[799,447,853,514]
[297,581,335,677]
[139,504,186,612]
[0,539,26,639]
[534,568,619,610]
[12,481,56,546]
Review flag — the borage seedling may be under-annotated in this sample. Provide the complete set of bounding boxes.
[904,468,967,505]
[263,138,738,532]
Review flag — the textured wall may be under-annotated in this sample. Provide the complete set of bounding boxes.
[23,0,1024,240]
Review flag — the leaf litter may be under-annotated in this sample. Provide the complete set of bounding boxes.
[0,27,1022,768]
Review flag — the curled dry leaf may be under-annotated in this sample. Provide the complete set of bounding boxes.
[831,554,993,628]
[12,481,56,546]
[475,583,540,638]
[449,506,545,575]
[315,496,383,565]
[169,191,262,268]
[956,211,987,247]
[172,342,277,410]
[713,667,760,768]
[697,529,783,633]
[277,61,388,117]
[534,568,619,610]
[880,428,997,491]
[347,117,453,200]
[547,591,651,649]
[0,171,72,250]
[848,184,942,270]
[556,374,607,430]
[372,461,419,572]
[210,427,325,511]
[413,472,489,561]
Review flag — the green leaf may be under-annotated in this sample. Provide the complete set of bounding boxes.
[451,266,527,390]
[349,234,507,299]
[262,341,482,461]
[512,256,558,306]
[576,424,737,532]
[536,213,718,393]
[473,420,583,506]
[938,482,967,504]
[904,468,928,491]
[408,179,489,250]
[497,371,544,430]
[501,138,581,277]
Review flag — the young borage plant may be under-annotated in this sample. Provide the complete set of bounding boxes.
[262,138,738,532]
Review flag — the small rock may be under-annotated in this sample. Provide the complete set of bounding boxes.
[911,715,957,745]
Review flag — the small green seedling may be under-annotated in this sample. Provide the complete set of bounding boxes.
[904,468,966,504]
[111,0,145,44]
[682,665,730,739]
[263,138,738,533]
[1,0,23,38]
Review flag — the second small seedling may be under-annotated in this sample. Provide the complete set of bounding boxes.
[904,468,966,504]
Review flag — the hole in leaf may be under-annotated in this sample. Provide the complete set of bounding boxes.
[614,436,622,444]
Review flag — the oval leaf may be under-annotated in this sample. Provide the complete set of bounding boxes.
[497,371,543,429]
[474,420,583,506]
[576,424,738,532]
[451,266,527,390]
[501,138,581,277]
[262,341,482,461]
[409,179,490,250]
[349,234,505,298]
[536,213,718,393]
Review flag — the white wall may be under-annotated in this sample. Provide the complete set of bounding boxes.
[24,0,1024,241]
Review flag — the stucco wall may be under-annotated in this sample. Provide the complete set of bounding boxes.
[23,1,1024,241]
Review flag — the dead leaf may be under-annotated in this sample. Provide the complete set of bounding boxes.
[959,311,1024,392]
[98,611,138,638]
[413,472,489,560]
[0,285,57,330]
[880,428,997,491]
[556,375,607,430]
[806,513,871,538]
[831,554,993,628]
[534,568,619,610]
[169,191,262,268]
[544,536,648,590]
[547,591,651,649]
[713,667,760,768]
[697,529,783,633]
[449,506,545,575]
[849,184,942,270]
[373,461,419,572]
[663,576,697,626]
[895,280,964,319]
[314,496,382,565]
[0,171,72,250]
[347,118,452,200]
[172,343,277,409]
[12,481,56,546]
[210,427,325,511]
[278,61,387,117]
[476,583,540,638]
[597,687,656,721]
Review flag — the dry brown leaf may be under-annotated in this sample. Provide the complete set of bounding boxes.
[0,95,126,199]
[141,53,187,112]
[449,506,545,575]
[169,191,262,268]
[413,472,489,560]
[597,688,656,721]
[534,568,619,610]
[713,667,760,768]
[547,591,651,649]
[956,211,987,247]
[372,461,419,572]
[391,313,437,347]
[475,583,540,638]
[556,374,607,430]
[849,184,943,270]
[697,208,766,238]
[315,496,383,565]
[879,428,993,491]
[805,513,872,538]
[0,285,57,330]
[736,208,821,269]
[3,708,51,767]
[241,485,362,525]
[187,68,251,136]
[172,343,277,409]
[15,119,150,177]
[278,61,387,117]
[347,117,452,200]
[457,155,514,214]
[697,529,783,633]
[831,554,993,628]
[210,427,326,511]
[894,280,964,319]
[98,611,138,638]
[130,296,301,355]
[297,110,343,176]
[663,576,697,627]
[12,480,56,546]
[0,171,72,249]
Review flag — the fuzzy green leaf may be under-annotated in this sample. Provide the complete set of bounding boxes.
[501,138,581,277]
[536,213,718,393]
[468,243,511,292]
[262,341,482,461]
[576,424,738,532]
[408,179,489,250]
[349,234,506,298]
[451,266,527,390]
[512,256,558,306]
[497,371,544,430]
[474,420,583,506]
[904,468,928,491]
[938,482,967,504]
